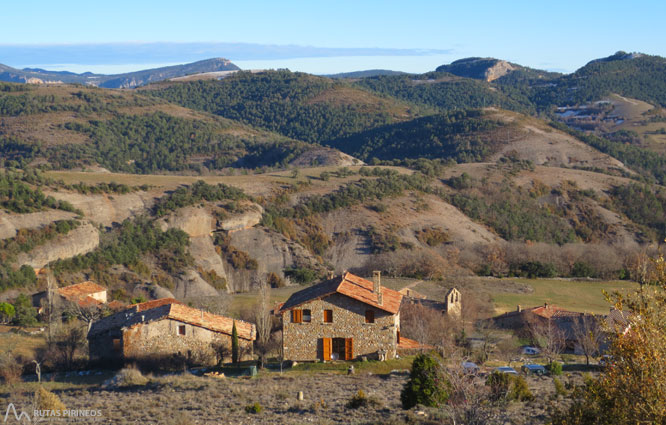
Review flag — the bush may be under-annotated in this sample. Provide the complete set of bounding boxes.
[245,402,262,414]
[12,293,37,326]
[35,387,66,413]
[401,353,449,409]
[0,352,22,385]
[486,370,511,401]
[510,375,534,401]
[553,377,567,396]
[0,302,15,324]
[548,361,563,376]
[267,272,286,288]
[116,367,149,387]
[346,390,380,409]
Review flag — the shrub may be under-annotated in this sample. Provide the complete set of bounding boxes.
[346,390,380,409]
[548,361,563,376]
[35,387,66,413]
[245,402,262,414]
[509,375,534,401]
[0,302,15,324]
[401,353,450,409]
[553,377,567,396]
[0,352,22,385]
[116,367,149,387]
[486,371,511,401]
[284,267,319,284]
[267,272,286,288]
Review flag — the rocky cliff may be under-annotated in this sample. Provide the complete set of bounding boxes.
[16,222,100,268]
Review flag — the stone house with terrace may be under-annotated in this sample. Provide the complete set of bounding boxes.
[279,271,406,361]
[88,298,255,366]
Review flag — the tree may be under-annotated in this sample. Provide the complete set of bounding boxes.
[64,301,106,332]
[528,316,565,363]
[12,294,37,326]
[572,314,603,365]
[254,280,275,368]
[552,248,666,424]
[401,353,450,409]
[0,302,15,324]
[48,324,86,370]
[231,321,239,364]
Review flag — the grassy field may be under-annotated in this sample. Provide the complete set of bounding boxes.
[0,327,46,359]
[488,278,638,315]
[403,277,638,316]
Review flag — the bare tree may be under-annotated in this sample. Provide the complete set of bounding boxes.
[475,320,502,364]
[528,317,565,363]
[48,324,87,370]
[572,314,603,365]
[64,301,106,332]
[444,365,500,425]
[254,280,273,368]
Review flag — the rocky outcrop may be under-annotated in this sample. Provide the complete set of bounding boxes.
[227,227,322,292]
[484,60,516,82]
[134,283,175,300]
[189,235,230,291]
[17,222,99,268]
[157,206,213,237]
[218,203,264,232]
[173,269,220,299]
[289,147,363,168]
[46,191,154,227]
[0,210,79,240]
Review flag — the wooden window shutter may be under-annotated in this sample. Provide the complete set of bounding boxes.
[323,338,332,361]
[292,309,302,323]
[345,338,353,361]
[324,309,333,323]
[397,330,401,344]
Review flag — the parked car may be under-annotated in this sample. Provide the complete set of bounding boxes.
[462,361,480,374]
[521,364,547,376]
[495,366,518,375]
[599,355,615,367]
[522,346,540,355]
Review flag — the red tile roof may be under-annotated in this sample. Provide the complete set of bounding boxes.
[58,281,106,300]
[398,336,433,350]
[89,298,255,341]
[280,272,403,314]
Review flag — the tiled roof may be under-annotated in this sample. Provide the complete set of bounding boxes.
[398,337,433,350]
[280,272,403,314]
[58,281,106,300]
[132,298,184,312]
[89,298,255,340]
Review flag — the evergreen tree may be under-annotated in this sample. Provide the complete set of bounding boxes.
[231,321,240,364]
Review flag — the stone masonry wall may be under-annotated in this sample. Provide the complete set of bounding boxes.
[122,319,253,365]
[282,293,399,361]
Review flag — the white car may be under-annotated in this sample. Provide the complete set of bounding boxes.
[522,346,540,355]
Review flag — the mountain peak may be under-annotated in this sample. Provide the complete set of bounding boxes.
[436,57,515,82]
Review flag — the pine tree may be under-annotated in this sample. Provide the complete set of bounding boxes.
[231,321,239,364]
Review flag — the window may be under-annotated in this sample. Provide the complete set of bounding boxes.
[112,338,121,352]
[303,309,311,322]
[365,310,375,324]
[323,309,333,323]
[292,309,303,323]
[178,325,186,335]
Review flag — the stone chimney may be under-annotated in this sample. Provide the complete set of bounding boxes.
[327,271,334,279]
[544,302,549,309]
[517,305,522,312]
[373,271,382,305]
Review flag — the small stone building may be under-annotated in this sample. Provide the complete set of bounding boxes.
[279,271,403,361]
[88,298,255,365]
[444,287,462,319]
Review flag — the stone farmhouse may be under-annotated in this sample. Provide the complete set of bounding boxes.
[88,298,255,365]
[278,271,408,361]
[32,281,125,315]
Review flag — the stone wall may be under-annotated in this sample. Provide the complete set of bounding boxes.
[89,317,253,365]
[282,293,399,361]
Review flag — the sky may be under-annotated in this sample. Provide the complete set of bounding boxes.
[1,0,664,75]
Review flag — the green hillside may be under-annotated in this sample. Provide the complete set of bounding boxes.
[147,70,423,144]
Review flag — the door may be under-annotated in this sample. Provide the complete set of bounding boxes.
[345,338,353,361]
[321,337,332,361]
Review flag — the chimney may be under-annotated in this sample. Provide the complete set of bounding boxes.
[544,303,549,309]
[517,305,522,312]
[373,271,383,305]
[327,270,334,279]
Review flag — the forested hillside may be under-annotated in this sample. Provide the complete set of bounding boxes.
[147,70,423,144]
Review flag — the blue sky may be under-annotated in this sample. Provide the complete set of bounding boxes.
[1,0,664,74]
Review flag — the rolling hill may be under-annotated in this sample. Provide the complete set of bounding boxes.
[0,58,240,88]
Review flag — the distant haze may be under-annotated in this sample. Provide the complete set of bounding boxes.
[0,42,455,75]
